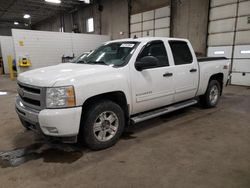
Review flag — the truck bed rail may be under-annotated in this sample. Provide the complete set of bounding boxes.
[198,57,227,62]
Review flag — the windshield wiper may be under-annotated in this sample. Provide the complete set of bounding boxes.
[88,61,108,66]
[76,60,87,64]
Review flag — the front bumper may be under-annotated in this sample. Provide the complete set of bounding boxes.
[16,96,82,139]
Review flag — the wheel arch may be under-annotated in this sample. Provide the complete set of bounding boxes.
[81,91,129,124]
[208,73,224,95]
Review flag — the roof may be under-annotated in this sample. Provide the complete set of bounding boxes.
[108,37,189,43]
[0,0,89,28]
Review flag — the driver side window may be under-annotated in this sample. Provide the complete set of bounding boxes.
[137,41,169,68]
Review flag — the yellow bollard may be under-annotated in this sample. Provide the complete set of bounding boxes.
[8,55,14,81]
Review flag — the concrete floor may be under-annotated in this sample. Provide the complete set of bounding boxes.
[0,75,250,188]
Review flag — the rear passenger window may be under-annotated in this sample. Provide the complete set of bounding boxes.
[138,41,169,67]
[169,41,193,65]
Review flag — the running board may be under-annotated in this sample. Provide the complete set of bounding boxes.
[131,99,198,124]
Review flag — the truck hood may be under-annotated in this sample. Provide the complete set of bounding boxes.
[17,63,115,87]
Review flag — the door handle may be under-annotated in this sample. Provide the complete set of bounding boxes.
[163,72,173,77]
[190,68,197,73]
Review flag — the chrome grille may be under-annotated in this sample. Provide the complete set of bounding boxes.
[17,82,45,110]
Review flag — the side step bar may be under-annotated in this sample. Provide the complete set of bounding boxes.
[131,99,198,124]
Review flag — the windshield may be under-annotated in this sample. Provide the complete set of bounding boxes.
[72,42,139,67]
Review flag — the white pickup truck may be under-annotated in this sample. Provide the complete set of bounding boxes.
[16,37,230,150]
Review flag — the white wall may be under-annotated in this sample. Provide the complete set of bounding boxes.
[11,29,110,74]
[71,33,109,57]
[0,36,15,74]
[130,6,171,38]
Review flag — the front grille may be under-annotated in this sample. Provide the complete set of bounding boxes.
[18,84,40,94]
[17,82,44,110]
[22,97,41,106]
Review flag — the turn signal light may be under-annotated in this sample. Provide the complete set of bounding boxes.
[66,87,76,107]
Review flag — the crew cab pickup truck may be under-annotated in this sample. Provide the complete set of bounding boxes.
[16,37,230,150]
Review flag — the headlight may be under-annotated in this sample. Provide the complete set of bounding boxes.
[46,86,76,108]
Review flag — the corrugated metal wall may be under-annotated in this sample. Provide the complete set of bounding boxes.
[130,6,170,38]
[207,0,250,86]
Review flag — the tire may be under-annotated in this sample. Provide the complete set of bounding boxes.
[80,100,125,150]
[200,80,221,108]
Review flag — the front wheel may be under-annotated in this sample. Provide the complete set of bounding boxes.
[80,100,125,150]
[200,80,221,108]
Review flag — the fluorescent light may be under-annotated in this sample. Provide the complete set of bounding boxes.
[214,51,225,55]
[0,91,7,96]
[240,50,250,54]
[45,0,61,4]
[14,21,19,25]
[23,14,30,19]
[79,0,90,3]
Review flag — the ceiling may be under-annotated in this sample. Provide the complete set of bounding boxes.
[0,0,89,28]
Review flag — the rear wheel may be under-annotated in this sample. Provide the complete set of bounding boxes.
[80,100,125,150]
[200,80,221,108]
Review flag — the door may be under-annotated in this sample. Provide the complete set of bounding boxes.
[131,40,175,114]
[168,40,199,102]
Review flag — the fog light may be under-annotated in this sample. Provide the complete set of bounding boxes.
[44,127,58,134]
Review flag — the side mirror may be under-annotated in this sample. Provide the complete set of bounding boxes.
[135,56,158,71]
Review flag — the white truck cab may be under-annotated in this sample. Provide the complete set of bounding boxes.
[16,37,230,150]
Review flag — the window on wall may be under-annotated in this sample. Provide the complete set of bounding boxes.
[86,18,94,33]
[79,0,90,3]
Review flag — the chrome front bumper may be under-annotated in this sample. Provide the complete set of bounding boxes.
[15,96,41,131]
[16,96,39,123]
[15,96,78,143]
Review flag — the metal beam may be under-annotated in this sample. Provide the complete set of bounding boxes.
[0,0,17,18]
[0,0,89,27]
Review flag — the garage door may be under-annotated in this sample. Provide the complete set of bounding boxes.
[130,6,170,38]
[207,0,250,86]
